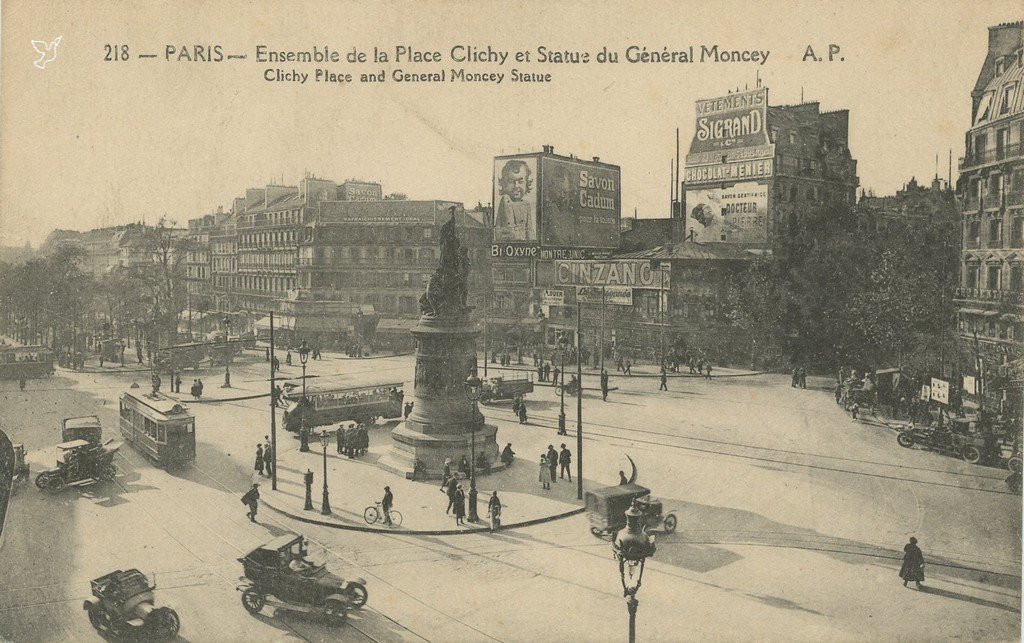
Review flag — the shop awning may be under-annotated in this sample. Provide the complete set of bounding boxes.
[254,315,295,331]
[376,318,419,333]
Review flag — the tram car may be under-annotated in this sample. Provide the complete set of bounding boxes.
[119,390,196,468]
[282,383,403,431]
[0,345,55,380]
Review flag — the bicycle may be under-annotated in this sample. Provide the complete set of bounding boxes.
[363,501,402,527]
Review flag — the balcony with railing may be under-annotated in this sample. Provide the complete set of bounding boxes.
[954,287,1024,305]
[960,141,1024,170]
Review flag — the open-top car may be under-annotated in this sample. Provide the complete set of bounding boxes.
[34,439,120,492]
[479,375,534,402]
[237,534,367,626]
[585,483,677,539]
[83,569,180,639]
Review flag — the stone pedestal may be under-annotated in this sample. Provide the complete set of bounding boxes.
[379,314,501,479]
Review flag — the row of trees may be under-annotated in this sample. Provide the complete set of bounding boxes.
[726,202,964,374]
[0,219,194,357]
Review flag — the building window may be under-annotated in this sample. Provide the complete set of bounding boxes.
[966,264,979,288]
[988,218,1002,245]
[789,131,796,144]
[1012,217,1023,247]
[986,265,1001,290]
[974,92,993,125]
[423,228,433,239]
[1010,265,1023,292]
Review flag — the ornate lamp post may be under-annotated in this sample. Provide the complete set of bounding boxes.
[557,331,568,435]
[317,429,332,515]
[465,373,481,522]
[221,315,232,388]
[298,340,310,452]
[537,309,547,370]
[612,503,657,643]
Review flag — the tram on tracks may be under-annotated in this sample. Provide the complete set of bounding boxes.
[0,345,55,380]
[282,383,404,431]
[118,390,196,468]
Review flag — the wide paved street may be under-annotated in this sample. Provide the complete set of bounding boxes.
[1,351,1020,641]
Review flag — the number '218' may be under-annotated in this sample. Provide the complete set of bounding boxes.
[104,44,129,61]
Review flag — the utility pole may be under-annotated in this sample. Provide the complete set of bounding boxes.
[269,311,278,490]
[576,298,583,500]
[600,286,606,372]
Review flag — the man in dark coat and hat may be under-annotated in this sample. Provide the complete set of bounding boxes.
[899,536,925,589]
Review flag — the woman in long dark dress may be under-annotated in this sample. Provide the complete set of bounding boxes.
[899,536,925,589]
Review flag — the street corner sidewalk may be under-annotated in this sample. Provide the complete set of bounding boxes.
[162,383,269,404]
[259,439,584,534]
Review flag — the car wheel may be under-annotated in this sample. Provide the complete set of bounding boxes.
[897,433,915,448]
[962,445,982,464]
[43,473,65,493]
[347,583,368,608]
[241,588,265,614]
[324,599,347,626]
[1008,457,1022,474]
[86,605,106,631]
[663,513,678,534]
[100,464,117,482]
[147,607,180,638]
[34,472,50,489]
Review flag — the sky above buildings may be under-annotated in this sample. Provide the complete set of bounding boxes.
[1,0,1020,245]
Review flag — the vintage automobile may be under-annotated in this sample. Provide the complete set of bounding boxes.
[237,534,367,626]
[34,439,120,492]
[898,416,1022,468]
[478,375,534,403]
[585,483,677,539]
[83,569,180,639]
[62,415,103,444]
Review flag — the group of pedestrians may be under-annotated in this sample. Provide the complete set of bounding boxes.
[189,379,205,399]
[539,444,572,490]
[253,436,274,477]
[791,367,808,389]
[512,395,528,424]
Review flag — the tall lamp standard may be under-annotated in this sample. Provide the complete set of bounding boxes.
[317,429,332,515]
[298,340,311,452]
[465,373,481,522]
[612,503,657,643]
[537,310,547,370]
[221,315,232,388]
[557,331,568,435]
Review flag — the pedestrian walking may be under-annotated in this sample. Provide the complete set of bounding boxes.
[286,350,292,366]
[441,457,452,491]
[175,375,182,394]
[382,486,394,526]
[446,475,459,514]
[539,455,550,490]
[454,484,466,526]
[18,376,26,391]
[241,483,260,522]
[624,361,632,376]
[601,369,609,401]
[659,371,668,391]
[263,437,273,477]
[798,367,807,389]
[518,400,528,424]
[552,367,561,386]
[543,363,550,382]
[559,444,572,481]
[546,445,558,483]
[705,364,713,380]
[488,491,502,532]
[537,363,543,381]
[697,361,704,375]
[792,368,799,388]
[899,537,925,589]
[255,444,265,476]
[336,426,344,454]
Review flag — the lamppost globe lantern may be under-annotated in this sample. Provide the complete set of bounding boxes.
[298,339,311,452]
[318,429,331,450]
[298,340,310,366]
[612,503,657,643]
[317,429,331,515]
[466,373,481,394]
[464,372,482,522]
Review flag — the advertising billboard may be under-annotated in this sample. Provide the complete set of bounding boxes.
[542,288,565,306]
[539,157,621,249]
[577,285,633,306]
[930,378,950,405]
[689,88,770,154]
[685,182,768,244]
[684,158,773,185]
[341,181,383,201]
[538,260,669,289]
[493,156,539,242]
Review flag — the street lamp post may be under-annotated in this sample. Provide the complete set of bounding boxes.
[557,331,567,435]
[465,373,481,522]
[221,315,232,388]
[537,310,547,373]
[612,503,657,643]
[299,340,310,452]
[318,429,332,515]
